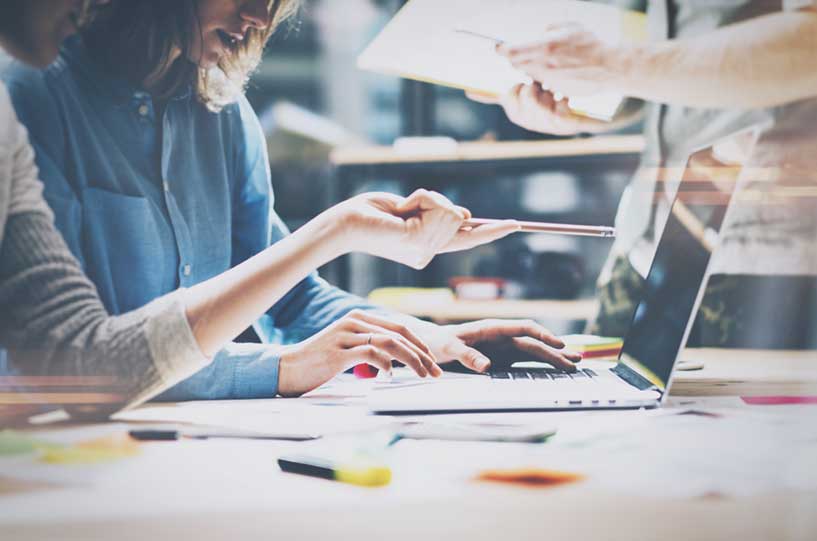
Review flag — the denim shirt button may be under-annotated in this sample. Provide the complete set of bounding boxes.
[138,104,150,117]
[163,180,169,192]
[182,264,192,277]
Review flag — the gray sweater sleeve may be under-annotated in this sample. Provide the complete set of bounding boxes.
[0,82,207,416]
[0,211,209,414]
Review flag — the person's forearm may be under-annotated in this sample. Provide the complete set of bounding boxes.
[614,11,817,108]
[0,211,208,411]
[0,197,348,407]
[184,211,349,357]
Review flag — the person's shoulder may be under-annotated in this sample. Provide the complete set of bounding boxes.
[2,60,52,102]
[1,55,76,152]
[0,79,40,154]
[3,38,82,94]
[2,59,67,126]
[3,36,88,112]
[0,83,55,222]
[0,80,11,111]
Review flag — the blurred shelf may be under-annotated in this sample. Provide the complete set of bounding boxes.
[331,135,645,166]
[371,296,599,323]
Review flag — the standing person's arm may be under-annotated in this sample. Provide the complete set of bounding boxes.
[497,4,817,110]
[470,3,817,134]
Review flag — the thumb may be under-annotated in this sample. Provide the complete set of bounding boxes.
[395,189,437,213]
[465,90,501,105]
[395,190,468,230]
[450,342,491,374]
[443,221,520,252]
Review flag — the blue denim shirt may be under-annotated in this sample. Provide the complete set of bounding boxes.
[3,37,374,401]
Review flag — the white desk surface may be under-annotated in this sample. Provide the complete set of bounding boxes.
[1,348,816,541]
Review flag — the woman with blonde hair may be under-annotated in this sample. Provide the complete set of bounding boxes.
[0,0,530,421]
[3,0,580,404]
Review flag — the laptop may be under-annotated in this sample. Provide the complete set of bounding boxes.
[370,129,760,414]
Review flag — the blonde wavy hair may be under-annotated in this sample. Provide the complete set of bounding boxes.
[83,0,300,111]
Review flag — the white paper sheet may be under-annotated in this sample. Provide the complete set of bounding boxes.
[358,0,646,121]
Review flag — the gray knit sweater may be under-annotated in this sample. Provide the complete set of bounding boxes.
[0,82,208,415]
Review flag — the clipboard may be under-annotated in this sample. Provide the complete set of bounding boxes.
[358,0,647,122]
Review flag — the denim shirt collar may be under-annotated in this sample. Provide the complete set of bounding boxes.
[60,36,193,110]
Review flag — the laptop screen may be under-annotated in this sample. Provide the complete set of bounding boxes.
[615,131,758,392]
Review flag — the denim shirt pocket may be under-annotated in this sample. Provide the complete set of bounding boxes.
[81,187,178,314]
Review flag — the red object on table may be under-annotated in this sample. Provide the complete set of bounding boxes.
[353,364,379,379]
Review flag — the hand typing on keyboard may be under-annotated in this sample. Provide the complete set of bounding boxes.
[420,319,583,374]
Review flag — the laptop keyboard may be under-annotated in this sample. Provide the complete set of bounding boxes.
[490,367,598,381]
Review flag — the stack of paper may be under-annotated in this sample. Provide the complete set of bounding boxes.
[358,0,646,121]
[562,334,623,360]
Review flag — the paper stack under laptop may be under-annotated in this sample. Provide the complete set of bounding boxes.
[358,0,646,121]
[562,334,623,360]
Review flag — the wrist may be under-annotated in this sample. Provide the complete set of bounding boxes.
[604,43,641,96]
[277,344,300,397]
[302,208,353,261]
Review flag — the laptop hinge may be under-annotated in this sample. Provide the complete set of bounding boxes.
[612,363,658,392]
